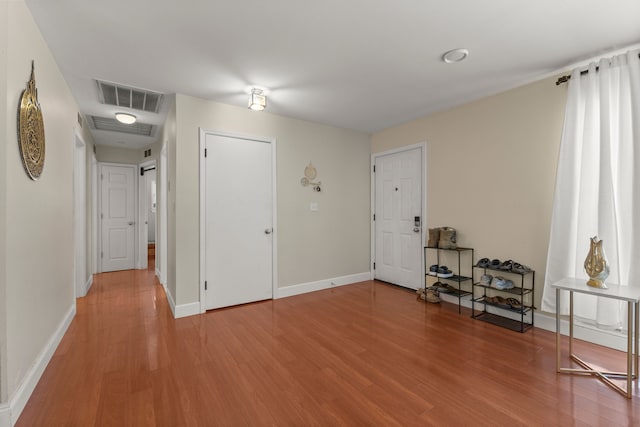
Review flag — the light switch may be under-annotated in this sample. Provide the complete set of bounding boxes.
[310,202,318,211]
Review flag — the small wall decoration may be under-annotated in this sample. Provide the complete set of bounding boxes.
[17,61,45,180]
[300,162,321,192]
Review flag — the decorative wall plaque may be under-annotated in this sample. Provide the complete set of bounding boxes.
[17,61,45,180]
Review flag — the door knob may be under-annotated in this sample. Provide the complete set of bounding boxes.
[128,221,135,226]
[264,228,272,234]
[413,227,420,233]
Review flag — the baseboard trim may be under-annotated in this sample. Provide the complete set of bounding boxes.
[276,272,371,299]
[164,286,176,317]
[84,275,93,295]
[0,404,9,427]
[436,293,627,351]
[9,303,76,425]
[174,302,200,319]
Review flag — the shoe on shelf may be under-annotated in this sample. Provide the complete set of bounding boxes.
[494,296,511,309]
[428,264,439,276]
[431,281,448,292]
[476,258,490,268]
[498,260,514,271]
[480,274,493,286]
[489,259,501,269]
[436,266,454,278]
[492,276,515,290]
[512,262,532,274]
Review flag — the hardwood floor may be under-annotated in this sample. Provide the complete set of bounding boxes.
[17,265,640,426]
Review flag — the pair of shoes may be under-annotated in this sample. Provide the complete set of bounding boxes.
[498,260,514,271]
[428,264,439,276]
[431,282,448,292]
[506,297,523,310]
[480,274,493,286]
[425,288,440,303]
[492,276,514,290]
[484,295,511,309]
[489,259,501,269]
[437,266,453,278]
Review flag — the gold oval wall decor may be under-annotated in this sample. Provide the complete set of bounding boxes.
[17,61,45,180]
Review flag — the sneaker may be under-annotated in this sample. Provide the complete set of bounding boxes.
[431,281,448,292]
[436,266,454,278]
[480,274,493,286]
[428,264,439,276]
[489,259,501,269]
[492,276,515,290]
[476,258,490,268]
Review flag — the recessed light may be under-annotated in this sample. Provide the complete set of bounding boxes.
[442,48,469,64]
[115,112,136,124]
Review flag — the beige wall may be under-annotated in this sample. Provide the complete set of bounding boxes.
[372,76,568,309]
[95,144,140,164]
[3,0,80,401]
[172,94,371,306]
[0,0,8,405]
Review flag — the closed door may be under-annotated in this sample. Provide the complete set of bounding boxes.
[101,164,136,272]
[204,132,273,310]
[374,148,423,289]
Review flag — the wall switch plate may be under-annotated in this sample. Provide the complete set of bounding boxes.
[310,202,318,211]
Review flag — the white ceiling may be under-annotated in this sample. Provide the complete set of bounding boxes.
[24,0,640,149]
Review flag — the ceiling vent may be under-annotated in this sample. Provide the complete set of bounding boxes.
[95,80,163,113]
[89,115,154,136]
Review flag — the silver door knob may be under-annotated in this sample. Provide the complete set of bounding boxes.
[413,227,420,233]
[128,221,135,226]
[264,228,272,234]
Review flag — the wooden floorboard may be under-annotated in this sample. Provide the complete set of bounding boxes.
[16,264,640,426]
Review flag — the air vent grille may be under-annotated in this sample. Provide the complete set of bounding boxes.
[96,80,163,113]
[89,116,154,136]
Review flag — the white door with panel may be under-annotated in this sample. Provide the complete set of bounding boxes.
[101,164,136,272]
[374,147,423,289]
[204,132,273,310]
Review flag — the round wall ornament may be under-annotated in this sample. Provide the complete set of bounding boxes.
[17,61,45,180]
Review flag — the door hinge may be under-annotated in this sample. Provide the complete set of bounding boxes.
[373,262,376,270]
[373,213,376,221]
[204,281,208,290]
[204,148,207,157]
[373,165,376,173]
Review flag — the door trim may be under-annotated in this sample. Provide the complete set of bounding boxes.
[73,129,87,297]
[198,128,278,314]
[97,162,138,273]
[370,142,428,283]
[138,159,156,270]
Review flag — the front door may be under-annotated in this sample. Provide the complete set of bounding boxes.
[100,164,136,272]
[203,132,274,310]
[374,147,423,289]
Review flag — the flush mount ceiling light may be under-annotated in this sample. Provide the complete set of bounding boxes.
[442,48,469,64]
[115,112,137,124]
[248,88,267,111]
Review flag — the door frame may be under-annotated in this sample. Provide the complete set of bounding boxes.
[138,159,156,270]
[159,142,168,285]
[97,162,139,272]
[198,128,278,314]
[370,141,428,283]
[73,129,88,297]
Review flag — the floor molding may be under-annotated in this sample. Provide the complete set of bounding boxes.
[9,303,76,425]
[0,404,9,427]
[276,272,371,299]
[437,293,627,351]
[174,302,200,319]
[164,286,176,317]
[84,275,93,295]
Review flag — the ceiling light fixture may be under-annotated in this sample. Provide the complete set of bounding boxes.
[442,48,469,64]
[248,88,267,111]
[115,112,137,124]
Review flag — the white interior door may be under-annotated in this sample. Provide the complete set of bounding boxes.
[374,147,423,289]
[101,164,136,272]
[204,132,273,310]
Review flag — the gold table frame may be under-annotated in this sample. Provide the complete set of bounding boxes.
[552,278,639,398]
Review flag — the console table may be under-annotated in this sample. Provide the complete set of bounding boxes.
[551,277,639,398]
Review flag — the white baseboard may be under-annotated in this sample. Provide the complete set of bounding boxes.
[164,286,176,317]
[0,404,9,427]
[436,292,627,351]
[276,272,371,299]
[174,302,200,319]
[84,275,93,295]
[9,304,76,426]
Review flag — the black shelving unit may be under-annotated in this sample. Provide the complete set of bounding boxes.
[424,246,474,313]
[471,265,535,332]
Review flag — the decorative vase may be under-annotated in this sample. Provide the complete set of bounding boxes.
[584,236,610,289]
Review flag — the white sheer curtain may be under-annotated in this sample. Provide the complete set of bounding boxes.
[541,50,640,331]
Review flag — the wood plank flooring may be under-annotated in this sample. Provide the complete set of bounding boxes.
[16,264,640,426]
